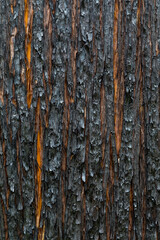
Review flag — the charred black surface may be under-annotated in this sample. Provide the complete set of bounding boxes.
[0,0,159,239]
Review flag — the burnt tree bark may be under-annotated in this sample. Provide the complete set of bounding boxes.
[0,0,159,239]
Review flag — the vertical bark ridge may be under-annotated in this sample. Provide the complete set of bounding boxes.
[24,0,33,108]
[0,196,9,240]
[12,83,17,107]
[0,83,4,105]
[128,179,134,240]
[92,23,98,77]
[100,81,106,168]
[38,221,45,240]
[35,97,44,234]
[134,0,147,238]
[99,0,104,41]
[106,134,114,239]
[2,139,10,211]
[61,67,70,172]
[113,0,125,159]
[70,0,79,103]
[44,0,53,102]
[81,87,89,239]
[61,66,70,236]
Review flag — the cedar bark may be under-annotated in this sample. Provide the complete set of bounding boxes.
[0,0,159,239]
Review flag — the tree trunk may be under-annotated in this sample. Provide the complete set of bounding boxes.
[0,0,159,239]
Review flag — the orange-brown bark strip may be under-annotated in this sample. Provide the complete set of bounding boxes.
[0,197,9,240]
[113,0,119,107]
[128,180,134,240]
[38,222,45,240]
[12,83,17,107]
[52,0,56,15]
[0,83,4,105]
[156,41,159,56]
[35,97,41,132]
[11,0,16,13]
[70,0,78,103]
[24,0,33,108]
[2,139,10,210]
[100,81,106,168]
[44,0,52,102]
[113,0,124,158]
[11,4,13,14]
[35,97,43,229]
[61,69,70,172]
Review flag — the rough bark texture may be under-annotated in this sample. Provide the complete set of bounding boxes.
[0,0,159,239]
